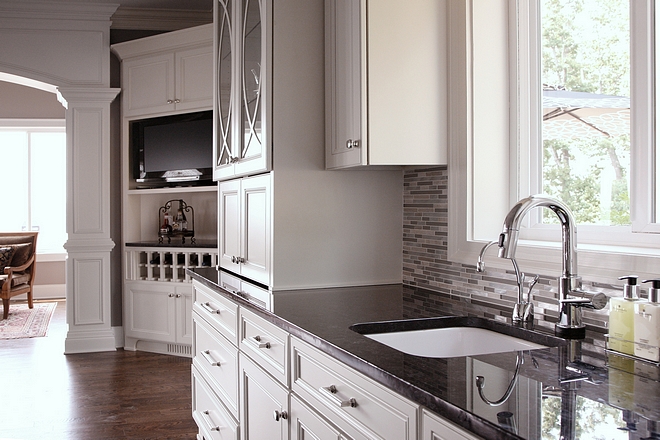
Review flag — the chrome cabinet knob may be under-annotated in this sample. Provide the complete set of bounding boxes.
[346,139,360,149]
[273,410,287,421]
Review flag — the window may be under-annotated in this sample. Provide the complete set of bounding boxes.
[447,0,660,282]
[0,120,66,254]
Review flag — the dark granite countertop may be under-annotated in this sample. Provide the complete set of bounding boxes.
[189,268,660,440]
[125,240,217,249]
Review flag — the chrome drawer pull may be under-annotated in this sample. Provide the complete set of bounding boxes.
[201,349,225,367]
[201,410,222,431]
[249,335,271,349]
[320,385,358,408]
[201,302,221,315]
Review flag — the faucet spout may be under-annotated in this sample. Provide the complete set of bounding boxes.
[496,195,605,339]
[498,195,578,280]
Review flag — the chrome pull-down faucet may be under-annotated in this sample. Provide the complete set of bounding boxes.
[496,195,607,338]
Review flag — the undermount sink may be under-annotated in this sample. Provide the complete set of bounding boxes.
[350,316,565,358]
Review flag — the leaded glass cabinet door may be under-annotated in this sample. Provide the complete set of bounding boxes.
[214,0,271,181]
[234,0,271,178]
[214,0,234,179]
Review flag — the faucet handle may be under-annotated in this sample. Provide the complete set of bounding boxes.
[563,290,609,310]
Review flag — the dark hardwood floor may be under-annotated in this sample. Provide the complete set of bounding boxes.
[0,300,198,440]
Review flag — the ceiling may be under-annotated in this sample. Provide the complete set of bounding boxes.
[112,0,211,10]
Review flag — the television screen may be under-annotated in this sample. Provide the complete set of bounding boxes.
[131,110,214,188]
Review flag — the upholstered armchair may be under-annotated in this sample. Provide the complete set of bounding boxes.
[0,232,38,319]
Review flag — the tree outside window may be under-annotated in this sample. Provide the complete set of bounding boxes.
[541,0,630,226]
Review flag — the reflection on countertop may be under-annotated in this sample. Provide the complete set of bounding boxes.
[190,268,660,440]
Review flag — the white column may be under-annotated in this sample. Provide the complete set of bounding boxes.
[59,87,120,354]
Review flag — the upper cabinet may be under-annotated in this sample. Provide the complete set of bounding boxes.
[325,0,448,169]
[214,0,271,181]
[113,24,213,118]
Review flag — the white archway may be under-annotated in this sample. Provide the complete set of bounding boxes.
[0,1,120,353]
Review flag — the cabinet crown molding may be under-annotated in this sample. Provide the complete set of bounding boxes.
[111,23,212,60]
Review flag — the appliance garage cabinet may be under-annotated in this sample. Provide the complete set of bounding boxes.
[325,0,448,169]
[191,278,481,440]
[212,0,403,295]
[113,25,219,357]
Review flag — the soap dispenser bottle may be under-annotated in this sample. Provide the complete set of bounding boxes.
[608,275,640,355]
[633,279,660,362]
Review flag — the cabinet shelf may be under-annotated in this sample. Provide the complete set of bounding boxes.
[127,185,217,196]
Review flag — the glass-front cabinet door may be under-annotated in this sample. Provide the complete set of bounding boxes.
[214,0,271,181]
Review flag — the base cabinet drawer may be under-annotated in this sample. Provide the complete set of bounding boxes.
[239,307,289,386]
[291,337,418,440]
[422,409,482,440]
[193,280,239,345]
[193,365,239,440]
[193,312,240,418]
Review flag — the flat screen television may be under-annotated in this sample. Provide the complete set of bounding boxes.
[130,110,214,188]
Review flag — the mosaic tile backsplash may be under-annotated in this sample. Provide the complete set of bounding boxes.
[402,166,626,335]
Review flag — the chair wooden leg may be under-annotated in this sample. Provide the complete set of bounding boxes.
[27,290,34,309]
[2,298,8,320]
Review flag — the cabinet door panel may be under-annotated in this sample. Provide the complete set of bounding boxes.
[325,0,362,169]
[240,354,288,440]
[219,179,241,271]
[177,286,194,344]
[123,53,175,117]
[176,45,214,111]
[125,282,175,342]
[290,395,349,440]
[240,174,271,285]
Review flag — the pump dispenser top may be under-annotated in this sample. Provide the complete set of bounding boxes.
[619,275,639,299]
[643,278,660,303]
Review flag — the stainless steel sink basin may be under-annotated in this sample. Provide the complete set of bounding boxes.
[350,316,565,358]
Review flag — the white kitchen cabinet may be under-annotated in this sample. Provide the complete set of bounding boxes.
[325,0,448,168]
[191,281,486,440]
[214,0,271,181]
[422,408,482,440]
[214,0,403,292]
[218,174,271,286]
[239,352,289,440]
[113,24,213,118]
[124,281,193,353]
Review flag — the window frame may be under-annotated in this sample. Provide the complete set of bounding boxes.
[447,0,660,286]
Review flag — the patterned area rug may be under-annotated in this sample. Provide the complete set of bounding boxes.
[0,302,57,339]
